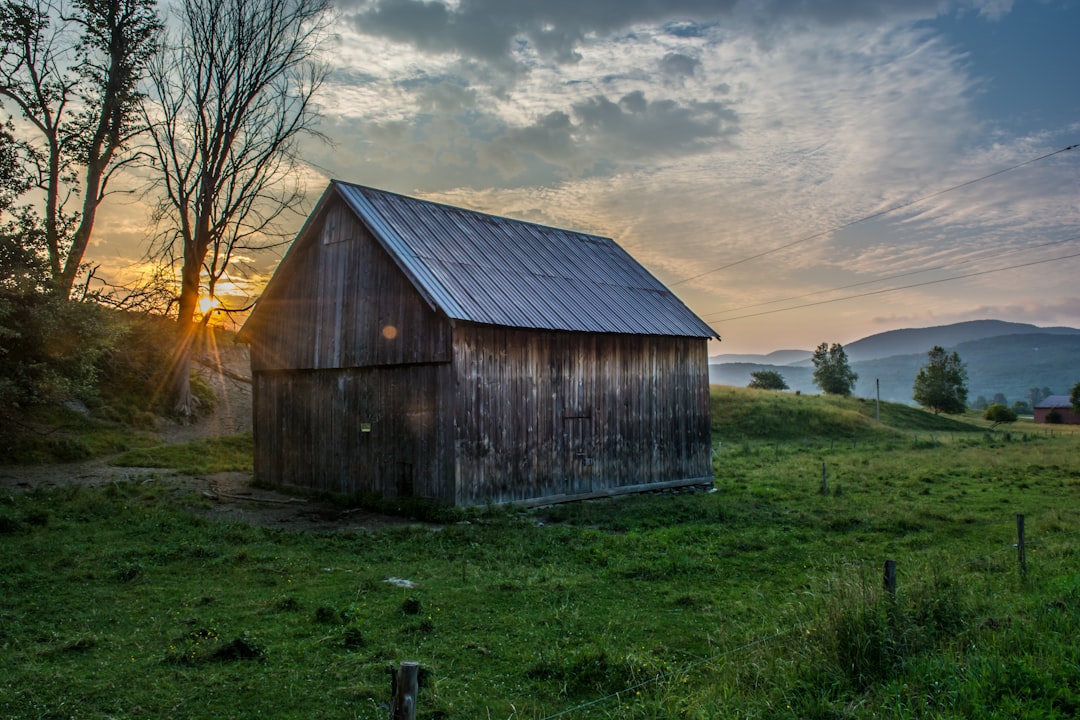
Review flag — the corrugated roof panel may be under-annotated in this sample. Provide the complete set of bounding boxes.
[334,181,717,338]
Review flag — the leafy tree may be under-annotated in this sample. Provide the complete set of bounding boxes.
[0,0,161,296]
[811,342,858,396]
[1071,382,1080,414]
[983,403,1016,429]
[972,395,988,411]
[912,345,968,414]
[748,370,788,391]
[0,212,120,413]
[144,0,329,414]
[1011,400,1031,416]
[991,392,1008,407]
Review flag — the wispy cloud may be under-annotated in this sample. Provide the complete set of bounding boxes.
[307,0,1077,351]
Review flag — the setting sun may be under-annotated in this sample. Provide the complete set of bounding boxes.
[198,295,221,316]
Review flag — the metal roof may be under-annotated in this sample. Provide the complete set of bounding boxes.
[1035,395,1072,409]
[333,181,718,338]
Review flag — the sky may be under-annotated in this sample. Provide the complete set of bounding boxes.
[93,0,1080,355]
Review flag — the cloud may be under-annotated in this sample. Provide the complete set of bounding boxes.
[495,111,575,165]
[659,52,700,81]
[871,296,1080,329]
[342,0,1014,73]
[570,91,737,159]
[343,0,737,71]
[307,0,1076,357]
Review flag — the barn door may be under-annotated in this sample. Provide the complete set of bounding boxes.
[397,461,414,497]
[563,416,593,493]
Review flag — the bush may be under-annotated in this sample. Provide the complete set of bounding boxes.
[0,293,122,409]
[190,372,218,414]
[93,313,178,417]
[983,403,1017,428]
[749,370,789,391]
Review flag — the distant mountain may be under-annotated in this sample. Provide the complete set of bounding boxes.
[842,320,1080,362]
[708,349,811,365]
[709,321,1080,406]
[851,333,1080,404]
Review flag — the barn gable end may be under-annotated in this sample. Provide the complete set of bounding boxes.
[244,198,451,372]
[240,181,718,507]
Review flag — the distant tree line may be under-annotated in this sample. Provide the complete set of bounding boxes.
[970,386,1060,416]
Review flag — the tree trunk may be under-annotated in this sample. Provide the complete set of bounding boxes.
[169,317,199,417]
[45,140,63,282]
[58,157,108,296]
[170,249,204,417]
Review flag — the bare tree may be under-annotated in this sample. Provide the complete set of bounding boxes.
[144,0,329,415]
[0,0,160,296]
[145,0,328,416]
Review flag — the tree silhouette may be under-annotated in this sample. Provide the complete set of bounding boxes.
[0,0,160,296]
[144,0,329,414]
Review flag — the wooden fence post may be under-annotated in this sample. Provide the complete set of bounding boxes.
[390,661,419,720]
[1016,514,1027,579]
[883,559,897,596]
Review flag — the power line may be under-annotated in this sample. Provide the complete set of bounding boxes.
[672,142,1079,288]
[700,235,1080,320]
[709,249,1080,324]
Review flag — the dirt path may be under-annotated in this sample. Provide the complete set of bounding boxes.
[0,462,418,532]
[0,346,419,533]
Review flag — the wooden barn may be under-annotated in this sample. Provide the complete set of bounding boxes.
[238,181,719,507]
[1034,395,1080,424]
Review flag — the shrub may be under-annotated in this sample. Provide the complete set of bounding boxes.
[0,294,122,409]
[749,370,789,391]
[984,403,1017,428]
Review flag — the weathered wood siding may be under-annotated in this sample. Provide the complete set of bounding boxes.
[247,199,450,372]
[245,197,712,506]
[451,325,712,505]
[252,363,454,502]
[247,199,455,498]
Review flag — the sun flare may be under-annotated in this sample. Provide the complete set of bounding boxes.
[198,295,221,316]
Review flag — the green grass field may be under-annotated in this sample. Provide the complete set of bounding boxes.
[2,388,1078,718]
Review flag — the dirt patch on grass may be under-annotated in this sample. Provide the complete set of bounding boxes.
[0,463,420,532]
[0,345,419,533]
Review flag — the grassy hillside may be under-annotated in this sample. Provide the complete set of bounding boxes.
[0,307,239,464]
[710,385,980,442]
